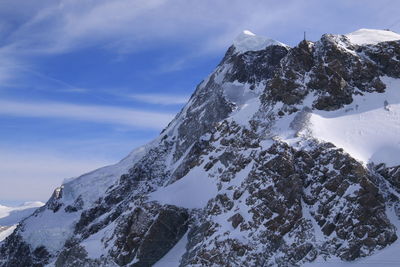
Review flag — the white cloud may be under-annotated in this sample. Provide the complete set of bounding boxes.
[0,99,174,129]
[129,93,189,105]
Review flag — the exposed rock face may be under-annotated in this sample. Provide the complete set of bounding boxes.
[1,30,400,267]
[221,44,289,85]
[132,206,189,266]
[0,234,50,267]
[264,34,400,111]
[180,141,397,266]
[375,164,400,192]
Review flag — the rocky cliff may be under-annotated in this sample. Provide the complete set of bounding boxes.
[1,29,400,267]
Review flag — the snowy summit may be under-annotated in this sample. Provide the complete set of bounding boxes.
[345,28,400,45]
[233,30,287,53]
[2,28,400,267]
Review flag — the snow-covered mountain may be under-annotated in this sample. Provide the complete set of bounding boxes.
[1,28,400,267]
[0,202,44,242]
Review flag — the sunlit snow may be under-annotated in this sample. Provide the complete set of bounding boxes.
[150,164,218,209]
[309,76,400,167]
[345,28,400,45]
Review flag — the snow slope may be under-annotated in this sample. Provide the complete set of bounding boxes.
[0,201,44,225]
[18,144,151,254]
[308,76,400,167]
[61,143,150,208]
[150,161,218,209]
[304,205,400,267]
[304,239,400,266]
[0,202,44,243]
[303,242,400,267]
[0,226,16,242]
[345,28,400,45]
[153,232,189,267]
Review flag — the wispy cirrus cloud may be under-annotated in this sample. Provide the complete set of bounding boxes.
[129,93,189,105]
[1,0,399,82]
[0,99,174,129]
[3,0,399,56]
[0,0,316,56]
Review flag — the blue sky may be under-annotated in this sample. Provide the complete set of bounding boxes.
[1,0,400,205]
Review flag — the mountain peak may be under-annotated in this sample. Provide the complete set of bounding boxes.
[2,29,400,267]
[233,30,287,53]
[345,28,400,45]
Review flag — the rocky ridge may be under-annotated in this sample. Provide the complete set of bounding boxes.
[1,29,400,267]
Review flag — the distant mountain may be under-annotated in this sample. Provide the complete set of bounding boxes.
[1,28,400,267]
[0,202,44,242]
